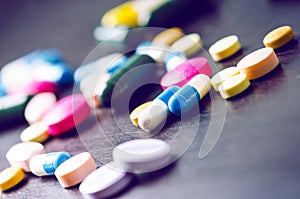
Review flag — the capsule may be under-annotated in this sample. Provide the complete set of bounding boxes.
[29,152,72,176]
[168,74,211,116]
[138,86,179,132]
[98,54,155,107]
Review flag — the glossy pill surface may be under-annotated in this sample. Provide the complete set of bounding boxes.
[263,26,295,49]
[54,152,97,188]
[135,41,169,63]
[29,152,72,176]
[24,92,57,124]
[79,162,133,199]
[20,122,49,143]
[138,86,179,132]
[113,139,171,173]
[218,73,250,99]
[152,27,183,46]
[130,101,152,126]
[211,67,240,91]
[160,57,212,90]
[209,35,241,62]
[6,142,45,172]
[237,47,279,80]
[0,167,25,191]
[171,33,202,56]
[168,74,211,116]
[42,94,91,136]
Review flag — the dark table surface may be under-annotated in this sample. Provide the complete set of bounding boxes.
[1,0,300,198]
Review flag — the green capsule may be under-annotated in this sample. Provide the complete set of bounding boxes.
[98,54,155,107]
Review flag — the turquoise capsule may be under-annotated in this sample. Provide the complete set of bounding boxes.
[168,74,211,116]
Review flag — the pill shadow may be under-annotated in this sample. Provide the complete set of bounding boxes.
[2,174,29,193]
[251,64,284,83]
[0,117,27,132]
[275,38,299,54]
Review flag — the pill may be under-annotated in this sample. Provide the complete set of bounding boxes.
[42,94,91,136]
[218,73,250,99]
[0,49,73,93]
[79,162,134,199]
[93,26,129,43]
[165,53,186,72]
[54,152,97,188]
[6,142,45,172]
[0,94,30,124]
[130,101,152,126]
[135,41,169,63]
[160,57,212,90]
[209,35,241,62]
[80,73,111,108]
[24,92,57,124]
[101,0,168,27]
[29,152,72,176]
[101,1,139,27]
[74,53,126,85]
[211,67,240,91]
[0,167,25,191]
[263,25,295,49]
[170,33,202,56]
[168,74,211,116]
[138,86,179,132]
[20,122,49,143]
[152,27,183,46]
[98,54,155,107]
[8,81,57,96]
[113,138,171,172]
[237,47,279,80]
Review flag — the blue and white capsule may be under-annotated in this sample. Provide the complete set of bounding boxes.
[138,86,179,132]
[168,74,211,116]
[29,152,72,176]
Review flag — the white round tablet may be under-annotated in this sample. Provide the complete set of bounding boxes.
[113,139,171,173]
[6,142,46,172]
[79,162,133,199]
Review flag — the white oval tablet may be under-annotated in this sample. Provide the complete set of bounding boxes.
[6,142,46,172]
[79,162,133,199]
[113,139,171,173]
[24,92,57,124]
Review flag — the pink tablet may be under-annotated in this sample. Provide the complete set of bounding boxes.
[160,57,212,90]
[42,94,91,136]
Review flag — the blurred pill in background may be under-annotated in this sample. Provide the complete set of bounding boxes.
[24,92,57,124]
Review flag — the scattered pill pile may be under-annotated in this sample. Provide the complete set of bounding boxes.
[0,1,297,198]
